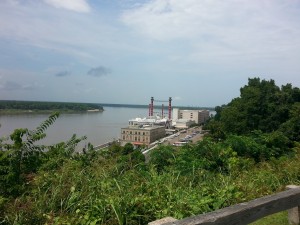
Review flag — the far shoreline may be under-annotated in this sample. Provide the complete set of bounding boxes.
[0,109,104,115]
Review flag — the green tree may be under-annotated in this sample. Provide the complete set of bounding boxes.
[117,144,145,174]
[279,103,300,142]
[0,112,59,197]
[122,143,134,155]
[149,145,175,173]
[212,78,299,135]
[39,134,87,171]
[205,120,226,140]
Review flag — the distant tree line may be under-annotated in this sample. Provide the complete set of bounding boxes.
[0,100,103,112]
[100,103,214,110]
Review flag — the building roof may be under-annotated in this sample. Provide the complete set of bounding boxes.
[129,115,169,124]
[122,125,165,130]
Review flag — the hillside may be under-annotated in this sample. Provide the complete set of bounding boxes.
[0,78,299,224]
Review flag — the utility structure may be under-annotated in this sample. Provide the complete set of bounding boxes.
[148,97,172,120]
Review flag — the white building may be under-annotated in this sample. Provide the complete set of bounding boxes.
[172,108,210,128]
[121,125,165,147]
[128,115,171,128]
[173,119,195,129]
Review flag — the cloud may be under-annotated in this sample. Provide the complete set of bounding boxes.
[121,0,300,59]
[87,66,111,77]
[22,84,37,91]
[75,82,84,86]
[0,1,120,65]
[55,70,71,77]
[0,81,40,91]
[44,0,90,13]
[0,81,22,91]
[174,96,182,101]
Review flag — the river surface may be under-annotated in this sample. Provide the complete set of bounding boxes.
[0,107,215,150]
[0,107,148,148]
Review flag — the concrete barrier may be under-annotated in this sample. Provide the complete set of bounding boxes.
[149,185,300,225]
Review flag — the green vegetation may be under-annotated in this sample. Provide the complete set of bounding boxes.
[250,211,289,225]
[0,78,299,224]
[207,78,300,142]
[0,100,103,114]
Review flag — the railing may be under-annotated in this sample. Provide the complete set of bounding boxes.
[149,185,300,225]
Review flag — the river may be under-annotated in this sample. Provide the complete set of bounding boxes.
[0,107,148,148]
[0,106,215,149]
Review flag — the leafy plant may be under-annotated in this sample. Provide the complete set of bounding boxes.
[0,112,59,197]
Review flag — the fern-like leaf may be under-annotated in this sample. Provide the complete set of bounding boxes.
[25,112,59,151]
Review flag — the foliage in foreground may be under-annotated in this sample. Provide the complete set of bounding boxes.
[1,77,300,224]
[1,122,300,224]
[250,211,289,225]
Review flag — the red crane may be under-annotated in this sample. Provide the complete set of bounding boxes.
[149,97,172,119]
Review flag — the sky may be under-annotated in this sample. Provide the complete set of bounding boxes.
[0,0,300,107]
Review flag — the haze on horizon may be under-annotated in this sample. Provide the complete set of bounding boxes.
[0,0,300,108]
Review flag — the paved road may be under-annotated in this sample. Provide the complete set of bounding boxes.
[163,126,204,146]
[142,126,204,155]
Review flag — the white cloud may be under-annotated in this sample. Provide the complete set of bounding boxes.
[121,0,300,58]
[44,0,90,13]
[173,96,182,101]
[0,81,42,91]
[0,1,120,65]
[0,0,300,105]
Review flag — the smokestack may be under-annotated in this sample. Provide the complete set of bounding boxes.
[168,97,172,120]
[151,97,154,116]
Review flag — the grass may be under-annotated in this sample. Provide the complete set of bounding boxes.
[2,139,300,224]
[250,211,289,225]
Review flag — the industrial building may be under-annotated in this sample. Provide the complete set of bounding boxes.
[120,97,172,147]
[128,115,171,129]
[121,125,165,147]
[172,108,210,129]
[120,97,211,146]
[173,119,195,129]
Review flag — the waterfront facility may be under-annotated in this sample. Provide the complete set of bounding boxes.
[121,97,172,147]
[128,115,172,129]
[121,125,165,147]
[172,108,210,128]
[120,97,210,146]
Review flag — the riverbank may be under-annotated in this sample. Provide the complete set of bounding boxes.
[0,109,104,115]
[0,100,104,115]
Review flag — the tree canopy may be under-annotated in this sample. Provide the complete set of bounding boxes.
[208,78,300,142]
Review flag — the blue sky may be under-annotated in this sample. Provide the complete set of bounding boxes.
[0,0,300,107]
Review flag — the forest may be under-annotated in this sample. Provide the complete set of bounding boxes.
[0,78,299,225]
[0,100,103,113]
